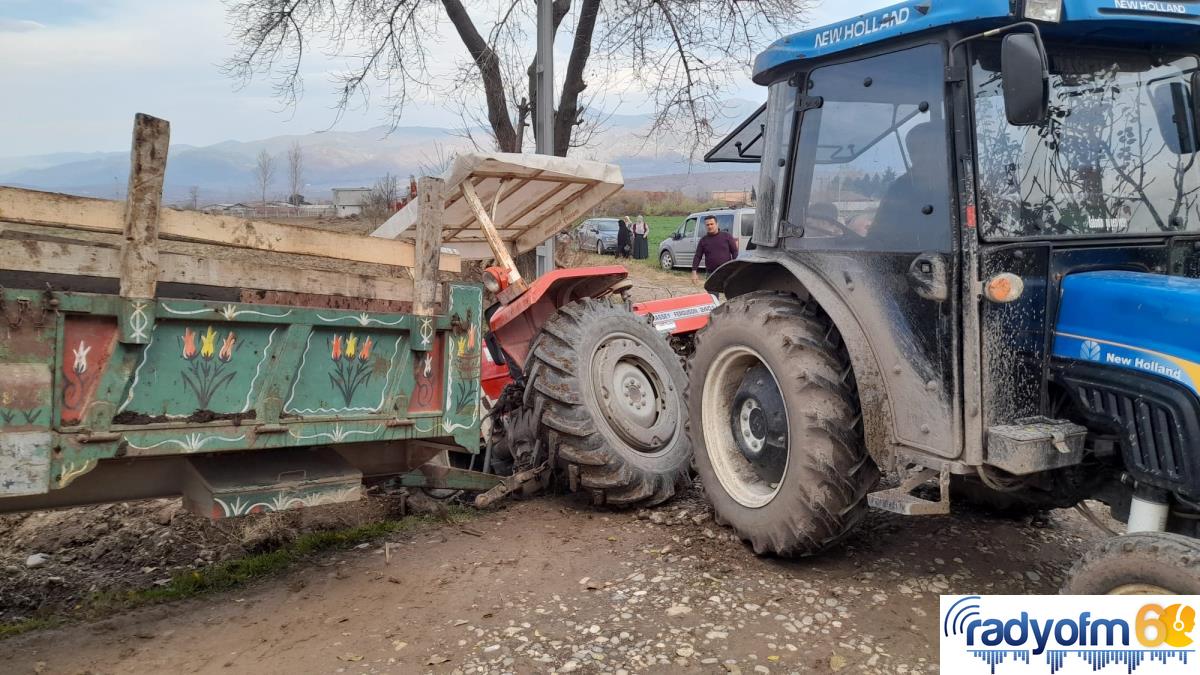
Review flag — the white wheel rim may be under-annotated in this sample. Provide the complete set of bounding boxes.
[1108,583,1174,595]
[701,344,788,508]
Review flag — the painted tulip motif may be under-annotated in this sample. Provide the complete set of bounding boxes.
[452,323,480,415]
[328,332,375,405]
[182,327,198,360]
[72,341,91,375]
[219,332,236,362]
[200,327,217,358]
[61,340,96,413]
[181,325,239,409]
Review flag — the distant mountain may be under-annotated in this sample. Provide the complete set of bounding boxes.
[627,170,758,197]
[0,100,763,204]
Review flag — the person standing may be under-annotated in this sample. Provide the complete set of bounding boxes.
[691,215,738,284]
[632,215,649,259]
[616,216,632,259]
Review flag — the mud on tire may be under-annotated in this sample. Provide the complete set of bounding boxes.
[525,298,692,507]
[689,291,879,556]
[1062,532,1200,594]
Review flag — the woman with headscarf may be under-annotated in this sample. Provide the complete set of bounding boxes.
[616,215,632,259]
[632,215,649,259]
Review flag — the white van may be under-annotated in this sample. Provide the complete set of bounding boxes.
[657,208,755,270]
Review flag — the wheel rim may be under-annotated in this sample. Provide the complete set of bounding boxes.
[661,252,672,269]
[1107,583,1175,595]
[702,345,789,508]
[589,333,678,455]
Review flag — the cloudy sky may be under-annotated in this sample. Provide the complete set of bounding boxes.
[0,0,882,157]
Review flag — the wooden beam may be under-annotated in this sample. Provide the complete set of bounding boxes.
[468,169,600,185]
[0,186,461,274]
[413,176,445,316]
[119,113,169,301]
[0,236,414,303]
[461,181,523,289]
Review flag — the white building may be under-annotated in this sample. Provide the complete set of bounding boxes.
[331,187,372,217]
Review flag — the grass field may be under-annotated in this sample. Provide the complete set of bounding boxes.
[570,214,691,274]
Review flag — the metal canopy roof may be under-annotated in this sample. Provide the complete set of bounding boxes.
[371,152,623,260]
[704,102,766,164]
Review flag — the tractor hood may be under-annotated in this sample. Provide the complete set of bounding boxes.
[1051,271,1200,395]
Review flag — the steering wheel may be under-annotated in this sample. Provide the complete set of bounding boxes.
[805,212,867,240]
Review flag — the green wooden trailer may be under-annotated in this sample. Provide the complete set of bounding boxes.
[0,114,498,518]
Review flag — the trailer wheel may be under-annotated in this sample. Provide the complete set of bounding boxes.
[1062,532,1200,595]
[525,298,691,507]
[689,291,878,556]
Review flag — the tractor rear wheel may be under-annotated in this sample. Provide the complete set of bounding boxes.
[689,292,879,556]
[525,298,691,507]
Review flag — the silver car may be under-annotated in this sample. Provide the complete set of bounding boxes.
[576,217,621,255]
[658,208,755,270]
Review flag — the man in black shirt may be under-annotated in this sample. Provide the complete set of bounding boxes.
[691,215,739,284]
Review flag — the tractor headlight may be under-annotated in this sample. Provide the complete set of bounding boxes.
[1023,0,1062,22]
[482,267,503,293]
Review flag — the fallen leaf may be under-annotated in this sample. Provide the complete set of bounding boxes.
[426,654,451,665]
[830,654,848,671]
[338,654,364,662]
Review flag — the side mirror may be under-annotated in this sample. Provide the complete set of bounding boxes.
[672,232,683,240]
[1001,33,1049,126]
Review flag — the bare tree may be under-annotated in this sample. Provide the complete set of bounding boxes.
[254,149,276,206]
[223,0,810,158]
[363,173,401,226]
[188,186,200,210]
[287,141,305,206]
[419,141,458,177]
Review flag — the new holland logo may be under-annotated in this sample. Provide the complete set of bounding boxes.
[941,595,1198,674]
[1080,340,1102,362]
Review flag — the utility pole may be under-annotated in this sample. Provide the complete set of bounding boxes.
[533,0,555,277]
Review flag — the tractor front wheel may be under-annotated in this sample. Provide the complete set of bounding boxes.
[525,299,692,506]
[1062,532,1200,594]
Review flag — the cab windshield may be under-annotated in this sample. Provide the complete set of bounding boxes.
[972,44,1200,239]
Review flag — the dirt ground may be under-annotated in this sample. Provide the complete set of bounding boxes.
[0,246,1108,673]
[0,487,1105,674]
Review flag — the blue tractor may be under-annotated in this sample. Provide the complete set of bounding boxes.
[694,0,1200,593]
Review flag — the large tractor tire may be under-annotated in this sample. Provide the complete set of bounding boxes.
[525,298,691,507]
[1062,532,1200,594]
[689,291,879,556]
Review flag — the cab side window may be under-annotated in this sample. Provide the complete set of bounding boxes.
[682,217,697,238]
[714,214,735,233]
[788,43,951,252]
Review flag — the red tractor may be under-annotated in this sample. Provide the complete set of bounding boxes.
[377,154,709,507]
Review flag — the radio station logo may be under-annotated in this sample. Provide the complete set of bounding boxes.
[941,595,1197,673]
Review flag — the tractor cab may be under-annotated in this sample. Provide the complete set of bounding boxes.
[693,0,1200,593]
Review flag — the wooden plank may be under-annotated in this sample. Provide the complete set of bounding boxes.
[513,181,623,255]
[0,186,461,274]
[413,176,446,316]
[0,237,414,303]
[445,175,538,238]
[461,181,522,287]
[119,113,170,301]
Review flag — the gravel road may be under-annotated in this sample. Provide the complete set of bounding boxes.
[1,486,1103,674]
